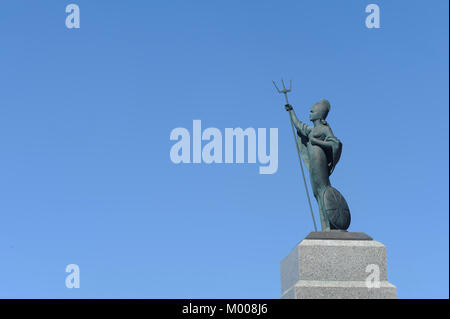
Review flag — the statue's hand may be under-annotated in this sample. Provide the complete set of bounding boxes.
[285,104,293,111]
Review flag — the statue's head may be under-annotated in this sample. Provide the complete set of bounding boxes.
[309,99,330,122]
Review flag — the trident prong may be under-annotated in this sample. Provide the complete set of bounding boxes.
[272,79,292,104]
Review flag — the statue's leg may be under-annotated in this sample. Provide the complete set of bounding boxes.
[318,188,331,231]
[308,146,332,231]
[312,184,331,232]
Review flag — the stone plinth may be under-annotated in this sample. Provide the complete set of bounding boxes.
[280,233,397,299]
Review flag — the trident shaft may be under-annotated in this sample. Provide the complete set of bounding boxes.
[272,79,318,232]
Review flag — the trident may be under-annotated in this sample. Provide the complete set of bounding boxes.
[272,79,318,232]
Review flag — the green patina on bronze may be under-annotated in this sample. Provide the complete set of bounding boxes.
[273,80,351,232]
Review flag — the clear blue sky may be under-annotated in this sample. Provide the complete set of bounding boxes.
[0,0,448,298]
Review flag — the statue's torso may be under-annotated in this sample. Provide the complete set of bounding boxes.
[306,126,332,191]
[307,143,330,188]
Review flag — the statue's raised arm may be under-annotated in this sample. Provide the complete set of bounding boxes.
[285,103,312,138]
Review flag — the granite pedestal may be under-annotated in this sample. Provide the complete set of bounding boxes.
[280,232,397,299]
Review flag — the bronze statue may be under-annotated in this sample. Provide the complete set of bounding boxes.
[286,100,350,231]
[273,80,350,232]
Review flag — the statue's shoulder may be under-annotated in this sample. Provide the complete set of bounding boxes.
[311,124,332,136]
[322,124,336,137]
